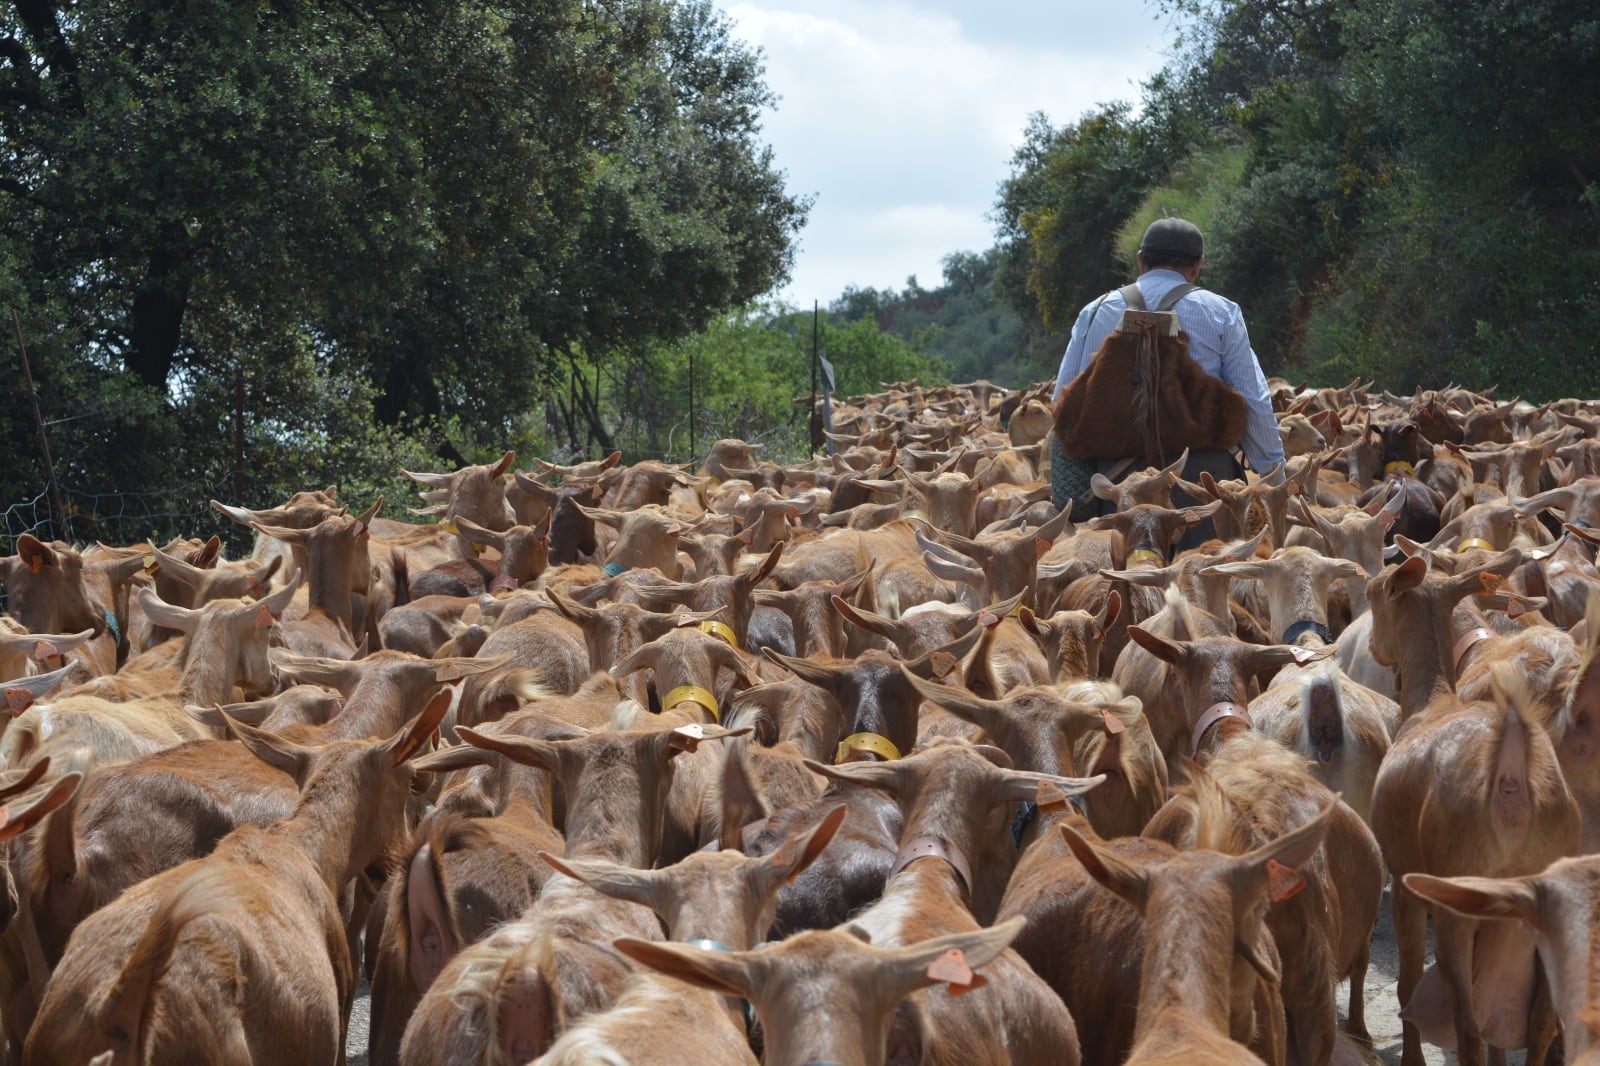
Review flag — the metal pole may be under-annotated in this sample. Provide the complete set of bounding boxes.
[810,300,820,453]
[688,348,696,461]
[12,310,68,541]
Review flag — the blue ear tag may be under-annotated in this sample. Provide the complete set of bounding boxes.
[602,562,628,577]
[104,609,121,646]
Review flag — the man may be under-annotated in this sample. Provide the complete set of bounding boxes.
[1051,217,1285,523]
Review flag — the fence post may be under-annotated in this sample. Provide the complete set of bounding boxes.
[12,310,69,542]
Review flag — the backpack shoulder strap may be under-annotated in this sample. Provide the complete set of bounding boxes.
[1155,283,1198,312]
[1118,283,1145,311]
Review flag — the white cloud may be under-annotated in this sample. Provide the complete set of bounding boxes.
[718,0,1170,303]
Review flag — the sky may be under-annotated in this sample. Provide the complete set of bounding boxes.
[713,0,1178,306]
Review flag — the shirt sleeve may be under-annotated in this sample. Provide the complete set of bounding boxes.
[1216,305,1287,477]
[1053,296,1108,401]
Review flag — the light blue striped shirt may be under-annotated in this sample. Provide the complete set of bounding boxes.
[1051,269,1285,476]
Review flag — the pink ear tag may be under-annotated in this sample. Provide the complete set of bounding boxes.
[5,689,33,715]
[926,949,987,996]
[32,641,57,664]
[1289,646,1318,665]
[1267,859,1305,902]
[254,605,275,629]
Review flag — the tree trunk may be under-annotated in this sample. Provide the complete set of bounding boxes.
[124,237,193,392]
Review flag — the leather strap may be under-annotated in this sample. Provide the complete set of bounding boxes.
[889,836,973,895]
[488,574,520,593]
[1192,701,1251,755]
[1452,627,1494,675]
[1282,619,1333,646]
[1119,282,1197,313]
[662,685,720,724]
[835,732,901,763]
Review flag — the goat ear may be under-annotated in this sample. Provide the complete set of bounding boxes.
[1059,822,1149,907]
[225,714,313,782]
[1235,801,1337,899]
[804,758,901,794]
[1403,872,1539,925]
[456,726,565,774]
[890,915,1025,996]
[386,688,454,766]
[998,770,1103,806]
[613,938,754,999]
[411,743,498,774]
[0,757,50,801]
[900,667,1007,738]
[1387,554,1429,593]
[0,770,80,843]
[136,586,197,633]
[768,804,848,886]
[763,648,843,693]
[542,851,664,912]
[610,642,657,680]
[1127,625,1185,665]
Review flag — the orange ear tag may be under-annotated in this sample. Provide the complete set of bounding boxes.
[1035,779,1070,813]
[929,651,957,679]
[1507,598,1528,619]
[1477,572,1504,594]
[25,556,40,574]
[1100,709,1126,735]
[926,948,988,996]
[32,641,57,663]
[254,605,275,629]
[1267,859,1306,902]
[142,554,160,574]
[436,663,464,682]
[5,689,32,715]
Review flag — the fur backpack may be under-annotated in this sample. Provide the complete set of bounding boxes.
[1053,284,1248,466]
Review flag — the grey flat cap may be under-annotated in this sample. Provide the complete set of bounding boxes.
[1139,218,1204,258]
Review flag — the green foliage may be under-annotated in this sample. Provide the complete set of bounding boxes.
[543,305,950,465]
[993,0,1600,398]
[828,250,1045,388]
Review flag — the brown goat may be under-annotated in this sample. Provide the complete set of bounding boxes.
[25,690,449,1064]
[1060,802,1338,1065]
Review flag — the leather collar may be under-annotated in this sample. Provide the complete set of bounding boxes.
[889,836,972,895]
[1452,627,1494,675]
[1282,619,1332,646]
[1192,701,1251,754]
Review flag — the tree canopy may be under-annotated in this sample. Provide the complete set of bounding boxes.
[0,0,807,534]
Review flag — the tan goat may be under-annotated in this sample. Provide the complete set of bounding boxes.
[1060,802,1338,1066]
[1371,662,1580,1065]
[25,689,449,1064]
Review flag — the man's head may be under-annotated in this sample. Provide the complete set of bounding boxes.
[1136,218,1204,276]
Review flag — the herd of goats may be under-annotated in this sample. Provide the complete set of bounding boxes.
[0,376,1596,1066]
